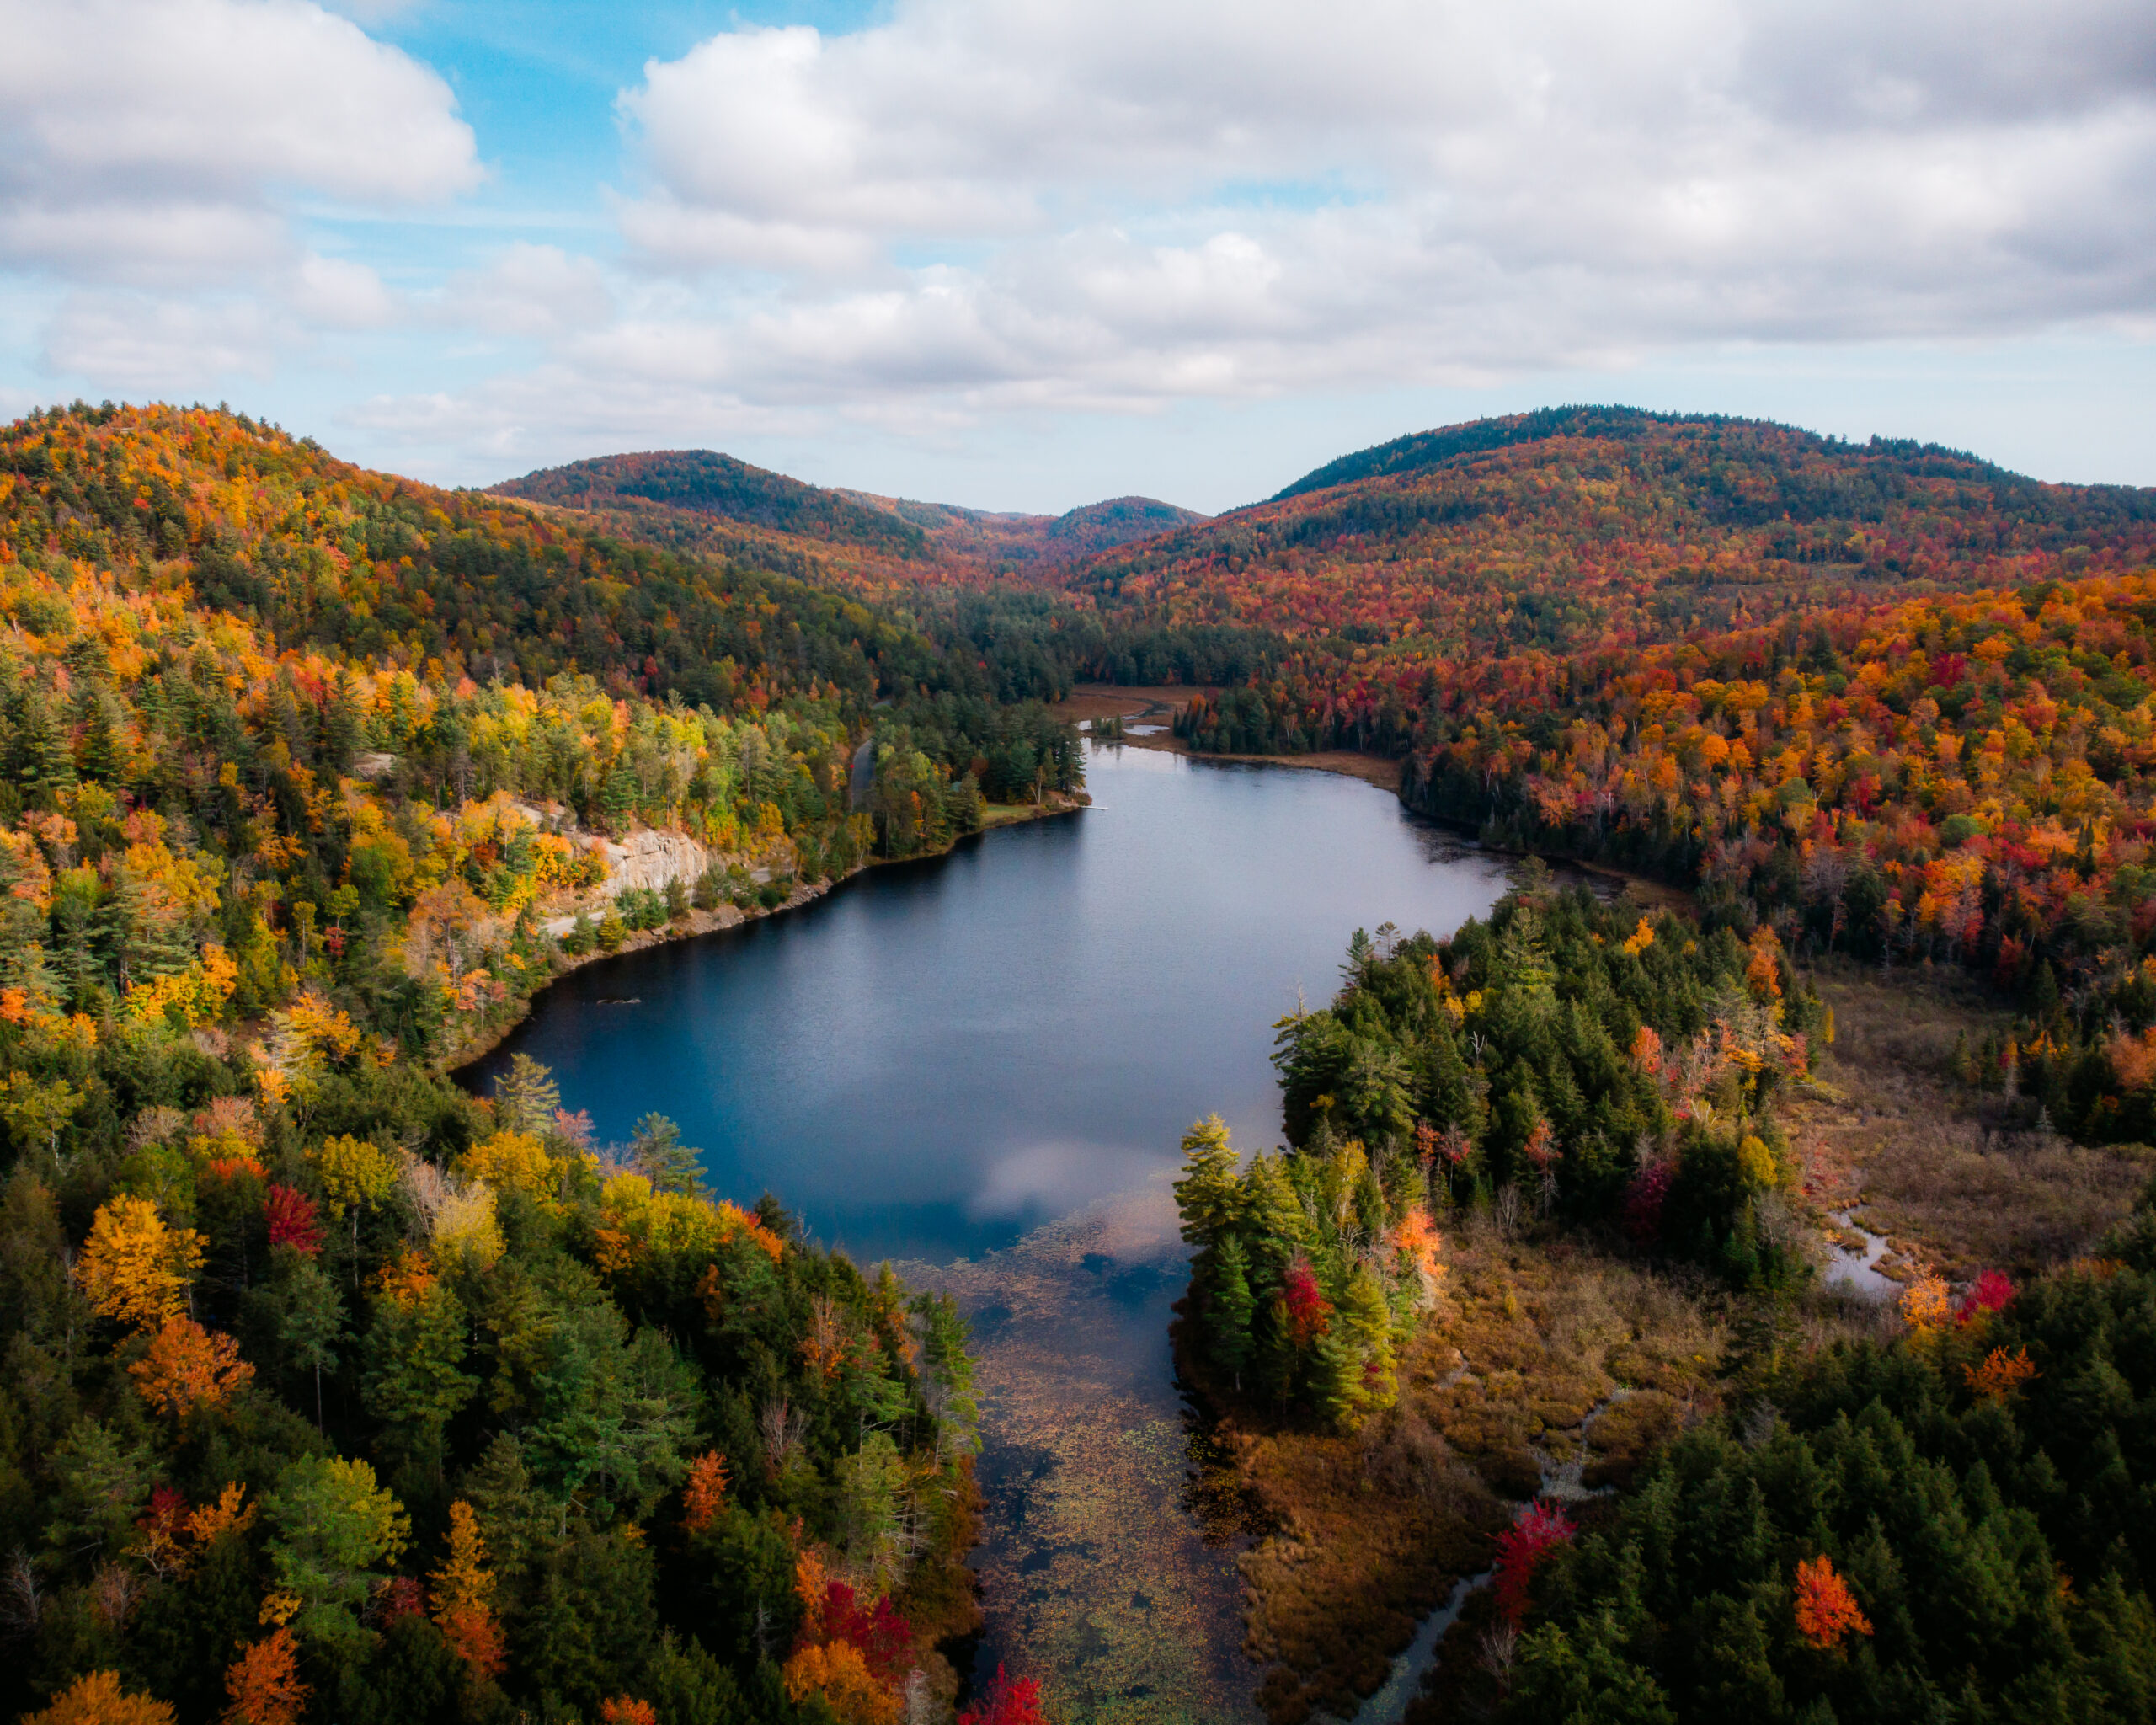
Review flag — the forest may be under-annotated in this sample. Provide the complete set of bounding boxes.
[0,401,1089,1724]
[1178,893,2156,1723]
[1139,409,2156,758]
[1154,411,2156,1722]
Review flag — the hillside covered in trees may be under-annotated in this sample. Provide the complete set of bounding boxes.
[0,400,1093,1723]
[1148,409,2156,1724]
[1065,406,2155,756]
[493,451,1206,590]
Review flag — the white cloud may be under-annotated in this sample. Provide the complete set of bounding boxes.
[0,0,481,286]
[43,296,282,393]
[435,244,616,339]
[596,0,2156,413]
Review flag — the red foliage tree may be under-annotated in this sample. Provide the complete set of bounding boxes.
[1956,1269,2015,1326]
[265,1185,323,1257]
[1283,1256,1332,1348]
[1492,1500,1577,1626]
[959,1666,1046,1725]
[817,1580,914,1685]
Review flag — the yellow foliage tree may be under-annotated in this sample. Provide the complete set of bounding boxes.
[458,1131,562,1216]
[77,1194,204,1329]
[23,1669,176,1724]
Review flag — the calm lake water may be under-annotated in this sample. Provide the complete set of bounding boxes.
[466,745,1513,1263]
[465,743,1513,1721]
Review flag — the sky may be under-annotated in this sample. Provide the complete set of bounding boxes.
[0,0,2152,515]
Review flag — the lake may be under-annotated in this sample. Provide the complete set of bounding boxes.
[463,742,1513,1720]
[464,744,1512,1263]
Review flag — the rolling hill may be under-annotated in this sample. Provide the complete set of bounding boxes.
[495,451,1206,587]
[1068,405,2156,753]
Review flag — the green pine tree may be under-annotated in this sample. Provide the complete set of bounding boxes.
[494,1053,562,1136]
[1172,1114,1241,1288]
[632,1113,704,1195]
[1337,1266,1398,1426]
[1209,1232,1256,1392]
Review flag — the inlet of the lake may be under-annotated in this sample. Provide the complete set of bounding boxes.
[463,742,1513,1722]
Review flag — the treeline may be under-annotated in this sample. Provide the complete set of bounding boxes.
[1177,890,1828,1429]
[1502,1210,2156,1722]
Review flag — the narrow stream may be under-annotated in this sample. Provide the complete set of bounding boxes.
[1823,1204,1899,1300]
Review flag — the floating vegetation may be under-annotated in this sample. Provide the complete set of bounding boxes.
[900,1183,1266,1723]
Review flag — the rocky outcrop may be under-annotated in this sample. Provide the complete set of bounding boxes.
[598,827,712,899]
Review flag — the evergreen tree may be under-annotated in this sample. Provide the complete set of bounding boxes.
[631,1114,703,1195]
[1208,1232,1255,1391]
[493,1054,562,1136]
[1172,1114,1241,1290]
[1335,1267,1397,1426]
[13,692,75,801]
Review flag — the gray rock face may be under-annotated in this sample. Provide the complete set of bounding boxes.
[598,826,712,899]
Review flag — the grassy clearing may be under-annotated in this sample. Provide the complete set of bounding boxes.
[1208,1226,1726,1725]
[1787,959,2148,1279]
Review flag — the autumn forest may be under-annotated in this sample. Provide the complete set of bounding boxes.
[2,396,2154,1725]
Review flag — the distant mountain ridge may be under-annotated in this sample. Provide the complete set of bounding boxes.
[497,450,1207,579]
[495,448,931,562]
[835,488,1209,569]
[1267,403,2058,502]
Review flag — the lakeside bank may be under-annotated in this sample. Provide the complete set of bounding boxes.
[440,792,1087,1074]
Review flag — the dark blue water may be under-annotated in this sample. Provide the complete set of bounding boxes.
[465,746,1512,1263]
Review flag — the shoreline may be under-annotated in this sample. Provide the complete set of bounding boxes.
[1058,684,1690,908]
[439,795,1086,1076]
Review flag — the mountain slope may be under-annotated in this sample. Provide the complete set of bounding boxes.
[0,409,986,714]
[0,402,1038,1722]
[494,450,1205,585]
[1070,407,2156,753]
[495,447,932,572]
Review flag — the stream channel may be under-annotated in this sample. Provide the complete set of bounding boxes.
[466,742,1515,1722]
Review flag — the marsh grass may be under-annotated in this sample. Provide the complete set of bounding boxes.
[1793,962,2148,1276]
[1213,1234,1724,1725]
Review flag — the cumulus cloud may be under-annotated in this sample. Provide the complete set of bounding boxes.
[0,0,481,285]
[600,0,2156,410]
[435,244,616,340]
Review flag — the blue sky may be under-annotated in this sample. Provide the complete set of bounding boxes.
[2,0,2152,514]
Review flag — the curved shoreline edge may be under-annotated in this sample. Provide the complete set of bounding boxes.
[440,795,1087,1077]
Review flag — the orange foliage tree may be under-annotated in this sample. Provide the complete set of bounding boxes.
[430,1499,506,1680]
[129,1316,254,1417]
[780,1642,899,1725]
[1793,1555,1874,1651]
[598,1702,659,1725]
[1966,1345,2040,1402]
[222,1626,310,1725]
[1900,1276,1952,1334]
[681,1450,728,1535]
